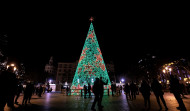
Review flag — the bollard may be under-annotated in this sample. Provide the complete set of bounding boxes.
[108,89,109,96]
[81,89,83,97]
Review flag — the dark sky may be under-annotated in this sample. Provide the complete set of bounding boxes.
[0,3,189,74]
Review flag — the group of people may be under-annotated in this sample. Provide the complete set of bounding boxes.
[124,81,139,100]
[123,76,187,111]
[83,83,92,98]
[111,84,123,96]
[0,66,51,111]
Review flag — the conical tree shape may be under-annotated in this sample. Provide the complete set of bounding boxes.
[71,22,111,95]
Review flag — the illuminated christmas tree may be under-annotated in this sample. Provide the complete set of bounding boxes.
[71,18,111,95]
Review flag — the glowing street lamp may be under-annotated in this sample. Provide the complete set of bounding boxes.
[163,69,166,73]
[121,78,124,82]
[169,68,172,72]
[11,64,15,67]
[14,67,17,71]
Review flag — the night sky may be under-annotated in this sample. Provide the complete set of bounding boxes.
[0,4,189,75]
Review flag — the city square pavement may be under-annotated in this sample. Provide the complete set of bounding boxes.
[4,91,190,111]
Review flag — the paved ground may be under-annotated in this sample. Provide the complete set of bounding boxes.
[4,91,190,111]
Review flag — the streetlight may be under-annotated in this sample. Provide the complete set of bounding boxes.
[121,78,124,83]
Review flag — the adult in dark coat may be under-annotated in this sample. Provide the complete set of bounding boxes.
[28,83,35,103]
[130,81,136,100]
[38,85,43,97]
[22,82,31,105]
[124,83,131,100]
[0,66,17,111]
[170,75,187,111]
[91,78,101,111]
[66,86,69,96]
[151,78,168,110]
[88,83,91,98]
[140,80,151,110]
[83,85,87,99]
[99,77,108,108]
[14,82,23,104]
[111,82,114,96]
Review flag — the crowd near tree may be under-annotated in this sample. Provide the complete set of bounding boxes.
[0,66,53,111]
[0,65,190,111]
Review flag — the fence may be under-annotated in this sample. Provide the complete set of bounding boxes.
[61,89,110,96]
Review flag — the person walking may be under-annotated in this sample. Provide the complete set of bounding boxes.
[151,78,168,110]
[91,78,101,111]
[88,83,92,98]
[140,80,151,110]
[170,75,187,111]
[14,82,23,104]
[99,77,108,108]
[0,66,18,111]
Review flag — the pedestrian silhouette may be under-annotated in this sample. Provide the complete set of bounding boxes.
[91,78,101,111]
[170,75,187,111]
[88,83,91,98]
[22,82,31,105]
[66,86,69,96]
[14,81,23,104]
[47,82,50,93]
[38,85,43,97]
[83,85,87,99]
[120,85,123,93]
[140,80,151,110]
[151,78,168,110]
[28,82,35,103]
[111,82,114,96]
[130,81,136,100]
[99,77,108,108]
[0,66,18,111]
[124,82,131,100]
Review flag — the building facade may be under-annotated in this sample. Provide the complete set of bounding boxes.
[56,61,77,86]
[44,56,57,84]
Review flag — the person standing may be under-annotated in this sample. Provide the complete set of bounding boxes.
[0,66,18,111]
[66,86,69,96]
[83,85,87,99]
[91,78,101,111]
[130,81,136,100]
[88,83,91,98]
[170,75,187,111]
[99,77,108,108]
[124,82,131,100]
[38,85,43,97]
[111,82,114,96]
[28,83,35,104]
[139,80,151,110]
[151,78,168,110]
[120,85,123,93]
[22,82,30,105]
